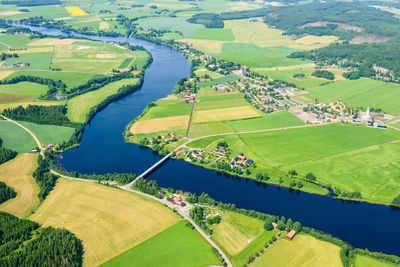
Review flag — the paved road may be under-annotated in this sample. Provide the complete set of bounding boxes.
[2,114,233,267]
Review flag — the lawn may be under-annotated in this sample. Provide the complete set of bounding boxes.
[18,121,75,146]
[0,153,39,218]
[67,78,139,123]
[0,121,36,153]
[307,78,400,114]
[102,221,221,267]
[355,254,397,267]
[211,210,265,256]
[251,234,342,267]
[30,178,180,266]
[190,28,235,41]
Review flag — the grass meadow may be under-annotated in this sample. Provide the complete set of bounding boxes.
[190,28,235,41]
[308,78,400,114]
[0,153,39,218]
[102,221,221,267]
[0,121,36,152]
[355,254,397,267]
[0,82,48,103]
[30,178,180,266]
[67,78,139,123]
[189,123,400,203]
[18,121,75,145]
[252,234,342,267]
[138,17,204,38]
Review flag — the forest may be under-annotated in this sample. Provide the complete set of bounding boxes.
[0,182,16,204]
[0,138,17,165]
[187,13,224,28]
[0,212,83,266]
[33,156,58,201]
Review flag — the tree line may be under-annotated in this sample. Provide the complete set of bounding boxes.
[0,211,83,266]
[0,182,16,204]
[0,138,17,165]
[33,157,58,201]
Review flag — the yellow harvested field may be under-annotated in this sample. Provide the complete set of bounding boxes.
[66,6,88,16]
[99,21,110,30]
[14,47,53,54]
[252,234,342,267]
[0,11,23,16]
[0,154,39,218]
[295,35,338,46]
[193,106,261,123]
[0,70,15,80]
[131,115,189,134]
[30,178,180,266]
[213,220,250,255]
[28,38,75,46]
[0,100,66,111]
[225,20,313,50]
[179,39,225,54]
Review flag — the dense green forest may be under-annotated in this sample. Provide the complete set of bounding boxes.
[0,212,83,266]
[33,156,58,201]
[187,13,224,28]
[0,182,16,204]
[312,70,335,80]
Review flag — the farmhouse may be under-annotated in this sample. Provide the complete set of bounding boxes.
[286,230,296,240]
[272,222,278,229]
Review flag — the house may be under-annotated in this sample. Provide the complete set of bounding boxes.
[272,222,278,229]
[325,113,337,120]
[237,153,246,161]
[239,66,250,75]
[245,159,254,166]
[286,230,296,240]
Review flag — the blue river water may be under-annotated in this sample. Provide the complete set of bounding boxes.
[23,25,400,256]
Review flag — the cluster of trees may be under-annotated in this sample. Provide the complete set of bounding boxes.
[0,182,16,204]
[256,172,270,182]
[264,215,302,232]
[187,13,224,28]
[132,177,161,198]
[32,157,58,201]
[312,70,335,80]
[337,190,362,199]
[2,105,76,127]
[391,194,400,206]
[0,53,18,61]
[0,147,17,165]
[189,206,220,235]
[0,212,83,266]
[349,248,400,266]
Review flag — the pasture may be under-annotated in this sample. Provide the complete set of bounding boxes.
[307,78,400,114]
[102,221,220,267]
[0,121,36,152]
[211,210,265,256]
[67,78,139,123]
[18,121,75,146]
[0,153,39,218]
[190,28,235,41]
[30,178,180,266]
[355,254,397,267]
[189,123,400,203]
[251,234,342,267]
[0,82,48,103]
[138,17,204,38]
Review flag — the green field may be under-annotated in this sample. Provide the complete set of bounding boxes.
[308,78,400,114]
[198,75,240,88]
[67,78,139,123]
[141,96,191,120]
[355,254,397,267]
[0,120,75,152]
[190,28,235,41]
[138,17,204,38]
[0,121,36,152]
[102,221,220,267]
[6,71,102,90]
[1,52,53,70]
[251,234,342,267]
[0,82,48,101]
[189,123,400,203]
[0,34,32,48]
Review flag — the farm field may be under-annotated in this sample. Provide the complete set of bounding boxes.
[355,254,397,267]
[138,17,203,38]
[0,153,39,218]
[66,7,88,17]
[102,221,220,267]
[30,178,180,266]
[0,120,74,151]
[251,234,342,267]
[190,28,235,41]
[0,121,36,152]
[307,78,400,114]
[188,123,400,203]
[211,210,265,256]
[0,82,48,103]
[67,78,139,123]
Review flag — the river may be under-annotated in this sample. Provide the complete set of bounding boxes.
[20,25,400,256]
